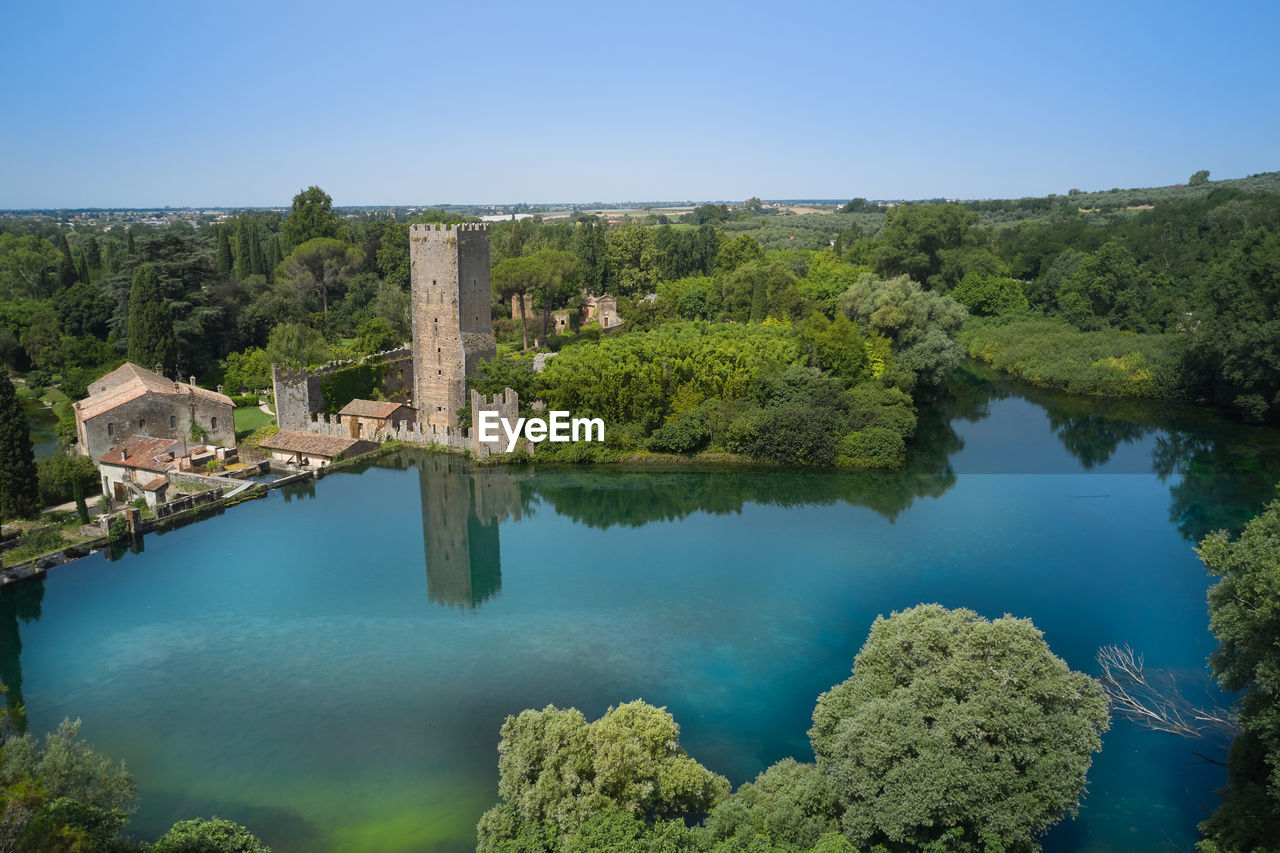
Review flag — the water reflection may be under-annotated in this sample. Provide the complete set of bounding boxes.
[414,455,527,609]
[0,575,44,730]
[961,363,1280,541]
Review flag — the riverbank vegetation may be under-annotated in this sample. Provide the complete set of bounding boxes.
[477,604,1109,853]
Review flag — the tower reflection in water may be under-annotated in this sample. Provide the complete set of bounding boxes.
[416,454,526,609]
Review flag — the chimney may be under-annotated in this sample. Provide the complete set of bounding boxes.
[216,384,223,394]
[189,375,196,386]
[155,363,164,377]
[120,449,127,462]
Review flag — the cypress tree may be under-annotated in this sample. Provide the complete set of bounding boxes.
[126,229,136,254]
[234,219,251,279]
[85,236,102,270]
[215,226,233,277]
[127,264,176,373]
[267,234,282,282]
[57,235,77,290]
[248,225,265,276]
[73,474,89,524]
[104,242,117,273]
[77,252,91,285]
[0,372,39,520]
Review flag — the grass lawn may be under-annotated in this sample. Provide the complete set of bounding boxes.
[234,406,274,438]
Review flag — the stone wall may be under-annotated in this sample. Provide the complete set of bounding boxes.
[80,392,235,460]
[271,346,412,431]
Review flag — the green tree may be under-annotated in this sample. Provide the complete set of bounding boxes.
[0,371,39,520]
[1197,498,1280,849]
[809,604,1109,852]
[1194,228,1280,422]
[0,717,137,815]
[353,317,400,355]
[605,223,661,296]
[126,264,177,373]
[871,203,976,289]
[1190,169,1211,186]
[276,238,363,317]
[281,185,342,249]
[477,700,729,851]
[265,322,329,369]
[215,226,233,277]
[151,817,272,853]
[951,270,1029,316]
[838,273,967,389]
[234,219,252,280]
[56,234,77,290]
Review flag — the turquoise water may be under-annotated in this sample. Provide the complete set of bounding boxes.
[4,365,1280,852]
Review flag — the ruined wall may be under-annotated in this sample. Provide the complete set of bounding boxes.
[271,365,323,431]
[271,346,413,430]
[410,223,496,430]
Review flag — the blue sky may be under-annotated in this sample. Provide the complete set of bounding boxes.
[2,0,1277,208]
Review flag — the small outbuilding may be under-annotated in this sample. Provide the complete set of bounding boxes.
[258,430,376,467]
[336,399,415,439]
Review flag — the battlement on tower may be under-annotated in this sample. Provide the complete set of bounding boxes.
[409,222,489,238]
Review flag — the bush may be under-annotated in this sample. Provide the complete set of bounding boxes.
[229,394,259,408]
[646,404,713,454]
[837,427,906,469]
[37,453,100,507]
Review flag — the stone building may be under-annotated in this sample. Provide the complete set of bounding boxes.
[336,399,415,440]
[410,223,497,430]
[581,294,620,329]
[74,363,235,460]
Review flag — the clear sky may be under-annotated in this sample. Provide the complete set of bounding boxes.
[2,0,1277,208]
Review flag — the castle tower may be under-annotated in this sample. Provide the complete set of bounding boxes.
[410,223,496,430]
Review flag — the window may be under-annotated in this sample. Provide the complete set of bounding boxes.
[211,417,217,430]
[437,370,442,376]
[170,415,176,429]
[107,423,114,436]
[139,419,145,430]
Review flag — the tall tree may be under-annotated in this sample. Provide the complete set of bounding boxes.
[248,225,265,276]
[1197,499,1280,848]
[234,219,251,280]
[56,234,77,290]
[0,371,39,520]
[277,238,362,317]
[126,264,176,373]
[282,186,341,250]
[76,251,90,285]
[85,236,101,270]
[215,226,233,277]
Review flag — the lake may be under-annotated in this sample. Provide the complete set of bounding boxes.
[4,363,1279,852]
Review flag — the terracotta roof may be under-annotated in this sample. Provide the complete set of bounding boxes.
[77,362,233,421]
[139,477,167,492]
[338,399,406,419]
[258,429,360,458]
[98,436,182,472]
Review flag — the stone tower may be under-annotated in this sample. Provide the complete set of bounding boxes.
[410,223,496,429]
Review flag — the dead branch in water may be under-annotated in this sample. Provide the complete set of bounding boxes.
[1096,644,1239,741]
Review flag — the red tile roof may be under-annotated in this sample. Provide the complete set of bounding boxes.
[98,436,182,472]
[338,399,408,419]
[258,430,360,458]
